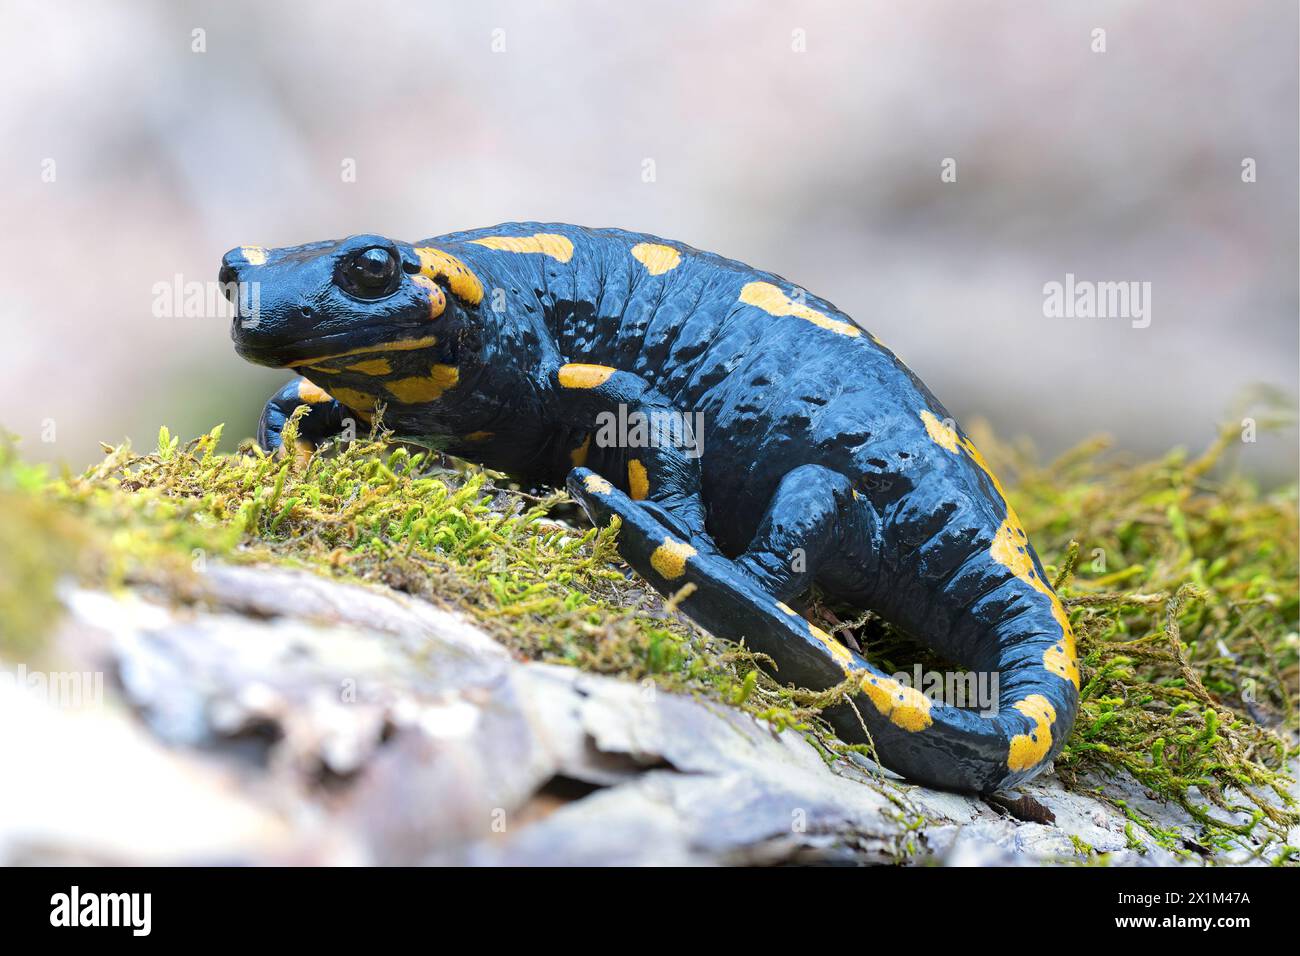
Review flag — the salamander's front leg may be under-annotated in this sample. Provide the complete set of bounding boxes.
[256,378,349,456]
[567,466,858,691]
[552,364,868,676]
[551,363,710,546]
[566,436,892,744]
[567,459,874,662]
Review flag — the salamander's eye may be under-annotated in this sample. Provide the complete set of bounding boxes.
[338,246,400,299]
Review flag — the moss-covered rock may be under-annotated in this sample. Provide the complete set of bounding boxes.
[1,411,1295,862]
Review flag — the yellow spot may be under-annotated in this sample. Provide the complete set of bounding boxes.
[410,274,447,319]
[471,233,574,263]
[386,365,460,404]
[464,431,493,442]
[738,281,861,338]
[1044,642,1079,688]
[627,460,649,500]
[1007,695,1056,771]
[570,434,591,467]
[990,518,1078,688]
[989,522,1037,583]
[919,408,1078,688]
[414,247,484,305]
[239,245,267,266]
[328,387,376,413]
[583,474,613,495]
[558,363,617,389]
[630,242,681,276]
[773,602,857,672]
[859,672,933,732]
[809,623,856,672]
[919,409,960,453]
[344,358,392,376]
[649,537,697,580]
[288,336,437,368]
[296,379,334,405]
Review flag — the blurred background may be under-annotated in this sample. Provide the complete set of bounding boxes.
[1,0,1296,481]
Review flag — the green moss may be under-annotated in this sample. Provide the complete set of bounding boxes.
[0,409,1296,859]
[1068,834,1096,857]
[3,415,824,740]
[976,419,1298,856]
[0,439,89,655]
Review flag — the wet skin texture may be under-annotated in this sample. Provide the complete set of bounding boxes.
[223,223,1079,793]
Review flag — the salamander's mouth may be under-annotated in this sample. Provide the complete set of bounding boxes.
[233,327,437,369]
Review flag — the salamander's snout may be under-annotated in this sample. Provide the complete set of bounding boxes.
[218,251,243,296]
[219,245,269,313]
[222,244,299,366]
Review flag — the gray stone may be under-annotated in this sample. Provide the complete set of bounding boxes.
[0,562,1282,866]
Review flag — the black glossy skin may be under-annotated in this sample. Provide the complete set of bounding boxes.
[223,223,1080,793]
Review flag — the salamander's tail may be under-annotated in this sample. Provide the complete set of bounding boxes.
[568,467,1078,794]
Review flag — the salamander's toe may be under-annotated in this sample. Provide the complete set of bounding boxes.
[565,467,617,526]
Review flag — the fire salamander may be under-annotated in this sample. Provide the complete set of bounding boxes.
[221,223,1079,793]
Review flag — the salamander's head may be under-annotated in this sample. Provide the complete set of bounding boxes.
[220,234,524,428]
[221,234,459,368]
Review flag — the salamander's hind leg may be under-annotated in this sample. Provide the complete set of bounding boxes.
[257,378,349,456]
[732,464,873,603]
